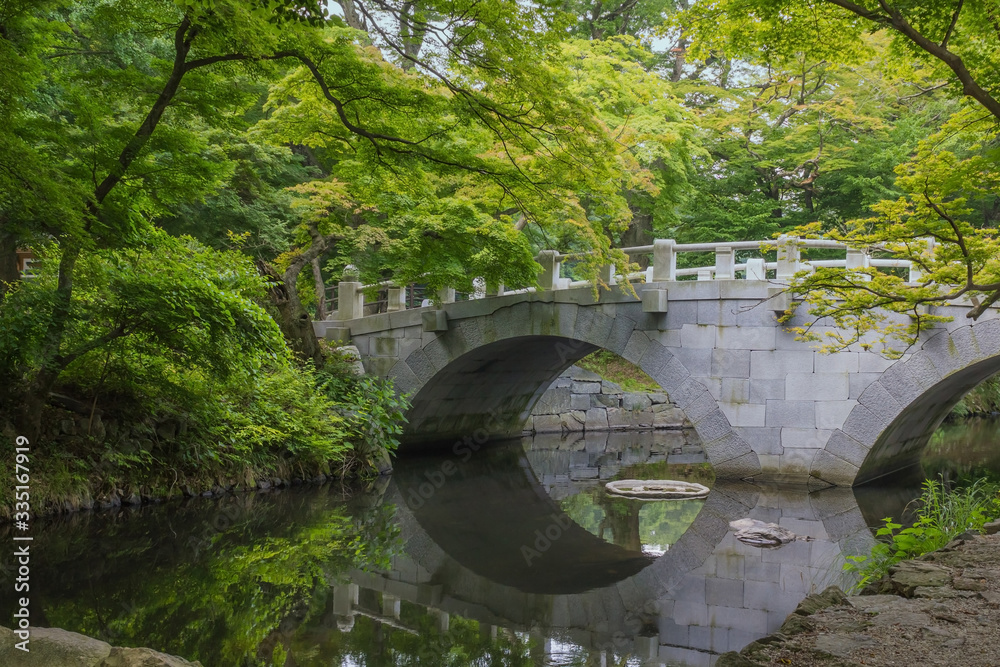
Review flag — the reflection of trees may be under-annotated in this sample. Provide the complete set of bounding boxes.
[561,460,713,553]
[15,487,401,666]
[597,495,642,551]
[923,418,1000,487]
[288,599,536,667]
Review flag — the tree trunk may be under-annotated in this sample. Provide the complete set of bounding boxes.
[311,257,327,321]
[257,260,324,367]
[340,0,366,31]
[0,225,20,296]
[620,207,653,269]
[19,244,81,440]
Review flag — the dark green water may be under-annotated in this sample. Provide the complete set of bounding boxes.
[2,423,996,666]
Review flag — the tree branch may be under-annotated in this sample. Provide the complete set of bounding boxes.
[824,0,1000,120]
[941,0,964,48]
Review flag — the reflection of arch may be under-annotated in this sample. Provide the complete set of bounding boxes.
[391,298,761,479]
[380,441,762,649]
[394,446,654,594]
[364,458,879,656]
[812,319,1000,485]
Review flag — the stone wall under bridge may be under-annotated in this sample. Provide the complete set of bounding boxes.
[526,365,690,434]
[315,279,1000,486]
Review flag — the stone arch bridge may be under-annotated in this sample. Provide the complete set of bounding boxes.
[315,239,1000,487]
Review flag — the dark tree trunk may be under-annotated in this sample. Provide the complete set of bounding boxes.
[257,260,324,367]
[311,257,327,321]
[0,225,20,296]
[620,207,653,269]
[19,244,81,440]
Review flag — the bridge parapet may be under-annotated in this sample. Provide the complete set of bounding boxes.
[321,236,920,323]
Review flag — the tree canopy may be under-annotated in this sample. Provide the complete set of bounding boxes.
[3,0,1000,483]
[675,0,1000,354]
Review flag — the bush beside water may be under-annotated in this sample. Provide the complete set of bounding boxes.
[845,478,1000,591]
[0,237,408,518]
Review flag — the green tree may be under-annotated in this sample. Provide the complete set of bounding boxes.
[677,1,1000,350]
[0,0,680,436]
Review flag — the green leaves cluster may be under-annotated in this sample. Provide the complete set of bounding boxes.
[845,478,1000,591]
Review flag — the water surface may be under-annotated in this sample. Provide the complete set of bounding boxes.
[5,423,995,666]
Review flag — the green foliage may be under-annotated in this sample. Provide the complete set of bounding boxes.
[1,229,285,393]
[675,1,1000,352]
[0,232,407,509]
[845,478,1000,590]
[780,110,1000,356]
[576,349,661,392]
[951,376,1000,419]
[34,491,402,666]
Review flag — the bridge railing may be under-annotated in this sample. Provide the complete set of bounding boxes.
[325,236,925,321]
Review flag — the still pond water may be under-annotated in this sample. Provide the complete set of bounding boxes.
[5,420,1000,667]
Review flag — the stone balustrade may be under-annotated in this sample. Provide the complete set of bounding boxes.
[325,236,924,323]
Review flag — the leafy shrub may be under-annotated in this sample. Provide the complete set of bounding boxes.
[0,233,410,511]
[951,375,1000,418]
[845,478,1000,590]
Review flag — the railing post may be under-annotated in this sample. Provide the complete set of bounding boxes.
[386,286,406,312]
[909,237,935,283]
[845,247,871,281]
[745,257,766,281]
[336,266,364,320]
[776,235,801,281]
[714,246,734,280]
[472,277,486,299]
[652,239,676,282]
[537,250,561,290]
[599,263,617,286]
[437,287,456,304]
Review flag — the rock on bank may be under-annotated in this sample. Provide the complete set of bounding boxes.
[717,531,1000,666]
[0,626,201,667]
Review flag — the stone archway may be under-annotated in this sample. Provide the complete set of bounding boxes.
[811,318,1000,485]
[387,299,762,479]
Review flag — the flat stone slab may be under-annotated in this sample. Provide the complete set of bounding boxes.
[605,479,709,499]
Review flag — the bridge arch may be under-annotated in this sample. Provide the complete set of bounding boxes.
[812,318,1000,485]
[385,298,762,479]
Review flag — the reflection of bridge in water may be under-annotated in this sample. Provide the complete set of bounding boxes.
[338,434,877,665]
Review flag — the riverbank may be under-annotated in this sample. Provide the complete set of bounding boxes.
[0,351,405,522]
[0,399,374,522]
[718,528,1000,666]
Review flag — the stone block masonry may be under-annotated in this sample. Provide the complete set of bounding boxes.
[525,365,689,434]
[323,278,1000,486]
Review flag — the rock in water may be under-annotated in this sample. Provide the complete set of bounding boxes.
[729,518,797,548]
[605,479,710,499]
